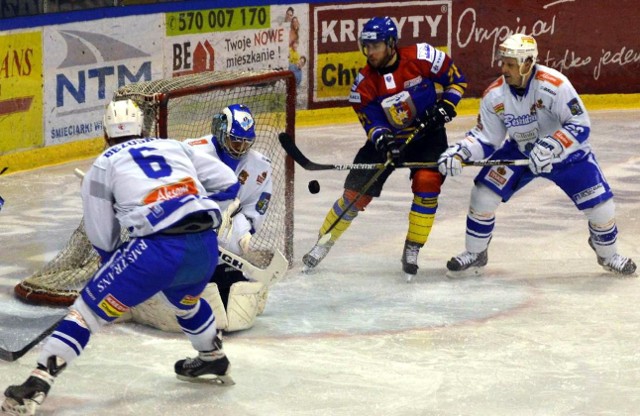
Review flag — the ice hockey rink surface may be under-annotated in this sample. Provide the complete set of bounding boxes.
[0,111,638,416]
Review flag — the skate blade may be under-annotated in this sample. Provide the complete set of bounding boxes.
[446,267,484,279]
[404,273,415,283]
[176,373,235,386]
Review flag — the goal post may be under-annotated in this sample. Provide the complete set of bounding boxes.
[15,69,296,307]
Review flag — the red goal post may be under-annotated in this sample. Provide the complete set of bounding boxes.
[15,69,296,307]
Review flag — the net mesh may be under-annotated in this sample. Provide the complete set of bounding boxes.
[15,70,295,306]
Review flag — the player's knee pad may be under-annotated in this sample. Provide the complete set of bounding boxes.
[411,169,442,194]
[584,198,616,230]
[469,184,501,219]
[343,189,372,211]
[226,281,268,332]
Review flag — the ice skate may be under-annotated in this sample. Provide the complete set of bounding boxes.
[302,238,334,273]
[589,238,637,276]
[174,332,234,385]
[2,368,54,416]
[401,240,422,282]
[446,249,488,278]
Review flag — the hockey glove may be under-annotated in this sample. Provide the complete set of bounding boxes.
[374,131,402,165]
[528,136,563,175]
[437,143,472,176]
[218,198,241,240]
[420,101,456,130]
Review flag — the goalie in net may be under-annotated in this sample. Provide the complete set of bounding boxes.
[14,70,295,332]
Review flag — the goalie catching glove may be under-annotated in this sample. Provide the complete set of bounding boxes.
[528,135,563,175]
[437,143,472,176]
[373,129,402,165]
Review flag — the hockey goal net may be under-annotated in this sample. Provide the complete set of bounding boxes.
[15,69,296,307]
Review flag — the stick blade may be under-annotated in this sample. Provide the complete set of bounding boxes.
[0,310,65,362]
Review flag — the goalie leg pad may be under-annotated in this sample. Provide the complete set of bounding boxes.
[130,285,229,333]
[226,281,267,332]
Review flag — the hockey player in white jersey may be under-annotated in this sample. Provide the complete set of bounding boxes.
[129,103,276,333]
[2,99,239,416]
[438,34,636,277]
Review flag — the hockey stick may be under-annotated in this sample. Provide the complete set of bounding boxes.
[74,169,288,286]
[218,247,288,287]
[0,167,8,175]
[278,132,528,170]
[315,120,432,245]
[0,312,66,362]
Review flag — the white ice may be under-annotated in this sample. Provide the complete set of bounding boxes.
[1,111,639,416]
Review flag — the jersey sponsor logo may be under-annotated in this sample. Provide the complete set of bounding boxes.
[349,91,362,103]
[187,138,209,146]
[180,295,200,306]
[567,98,584,116]
[535,70,563,87]
[404,76,423,89]
[238,170,249,185]
[572,183,605,204]
[504,112,537,128]
[351,73,364,91]
[512,128,539,146]
[143,177,199,204]
[416,43,433,61]
[95,240,149,293]
[552,130,573,148]
[430,49,446,74]
[98,294,129,318]
[256,171,267,185]
[256,192,271,215]
[486,166,514,189]
[540,85,557,96]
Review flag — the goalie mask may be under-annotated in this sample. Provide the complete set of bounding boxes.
[103,99,144,144]
[212,104,256,159]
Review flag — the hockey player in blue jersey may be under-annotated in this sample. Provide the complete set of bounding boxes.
[302,16,467,279]
[438,34,636,277]
[2,99,240,416]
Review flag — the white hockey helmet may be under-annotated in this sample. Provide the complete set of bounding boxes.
[497,34,538,65]
[103,99,144,140]
[212,104,256,159]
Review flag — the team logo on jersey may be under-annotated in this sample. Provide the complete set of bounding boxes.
[143,177,199,204]
[493,103,504,115]
[256,192,271,215]
[256,171,267,184]
[238,170,249,185]
[567,98,584,115]
[384,73,396,90]
[381,91,416,128]
[98,294,129,318]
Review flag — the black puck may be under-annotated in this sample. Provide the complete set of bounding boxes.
[308,180,320,194]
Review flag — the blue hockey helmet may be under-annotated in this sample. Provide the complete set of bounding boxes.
[212,104,256,159]
[359,16,398,52]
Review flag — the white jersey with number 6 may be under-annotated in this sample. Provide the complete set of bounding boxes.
[82,137,238,255]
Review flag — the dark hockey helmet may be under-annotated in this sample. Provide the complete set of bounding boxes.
[212,103,256,159]
[359,16,398,54]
